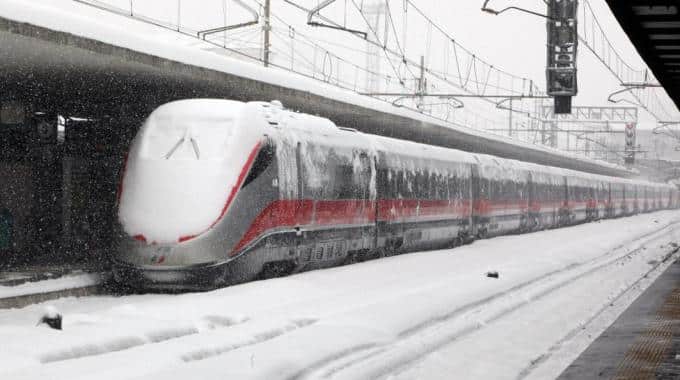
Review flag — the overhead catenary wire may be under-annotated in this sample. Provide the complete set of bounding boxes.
[78,0,640,161]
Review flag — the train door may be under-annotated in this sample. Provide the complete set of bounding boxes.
[586,185,595,220]
[354,149,375,254]
[606,182,612,217]
[518,174,530,231]
[470,165,482,237]
[560,176,570,225]
[375,151,403,254]
[671,188,676,209]
[541,176,553,228]
[527,173,537,229]
[599,181,608,219]
[461,167,474,239]
[292,141,305,264]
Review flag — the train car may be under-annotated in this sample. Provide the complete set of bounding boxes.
[374,136,476,253]
[471,155,530,237]
[114,100,678,289]
[662,184,674,209]
[525,163,564,230]
[651,184,660,211]
[609,180,626,217]
[628,180,641,215]
[592,175,610,220]
[671,185,680,209]
[563,172,595,224]
[641,183,653,213]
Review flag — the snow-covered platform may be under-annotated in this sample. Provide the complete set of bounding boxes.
[1,211,680,379]
[558,258,680,379]
[0,267,101,309]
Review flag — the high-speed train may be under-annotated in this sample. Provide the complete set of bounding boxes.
[113,99,680,289]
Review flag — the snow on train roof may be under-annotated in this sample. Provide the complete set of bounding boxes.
[256,101,478,172]
[371,135,479,177]
[251,101,674,189]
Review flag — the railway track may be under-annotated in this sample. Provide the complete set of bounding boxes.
[289,222,680,380]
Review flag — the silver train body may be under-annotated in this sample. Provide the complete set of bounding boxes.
[112,100,680,289]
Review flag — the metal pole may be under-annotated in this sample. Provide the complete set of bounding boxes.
[418,55,425,109]
[263,0,271,67]
[508,98,513,137]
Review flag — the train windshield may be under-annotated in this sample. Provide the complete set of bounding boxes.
[118,101,255,244]
[140,115,234,161]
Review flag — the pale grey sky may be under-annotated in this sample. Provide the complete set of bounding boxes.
[395,0,674,129]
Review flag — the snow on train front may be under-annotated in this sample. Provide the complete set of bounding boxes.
[113,99,270,289]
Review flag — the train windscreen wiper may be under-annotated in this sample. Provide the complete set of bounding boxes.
[165,128,200,160]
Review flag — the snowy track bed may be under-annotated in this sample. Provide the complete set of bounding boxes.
[2,211,680,380]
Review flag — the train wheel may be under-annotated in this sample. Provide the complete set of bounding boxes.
[344,252,359,265]
[259,260,295,280]
[374,248,387,259]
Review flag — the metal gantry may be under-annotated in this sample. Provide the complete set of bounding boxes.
[540,105,638,165]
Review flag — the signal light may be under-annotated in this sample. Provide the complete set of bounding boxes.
[624,123,636,166]
[546,0,578,114]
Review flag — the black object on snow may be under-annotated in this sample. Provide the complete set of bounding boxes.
[486,271,500,279]
[37,308,62,330]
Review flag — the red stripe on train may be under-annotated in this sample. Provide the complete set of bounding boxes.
[231,198,475,256]
[230,196,632,256]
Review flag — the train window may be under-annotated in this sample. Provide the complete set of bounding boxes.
[449,175,458,200]
[434,173,443,200]
[501,180,511,201]
[386,168,396,198]
[376,166,388,197]
[437,174,445,199]
[396,170,405,198]
[518,183,525,200]
[352,152,372,200]
[416,170,428,199]
[405,171,415,198]
[414,171,422,199]
[242,143,275,188]
[480,178,489,198]
[332,163,355,199]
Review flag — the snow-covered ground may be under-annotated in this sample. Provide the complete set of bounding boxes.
[1,211,680,380]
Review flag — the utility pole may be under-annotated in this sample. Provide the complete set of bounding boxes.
[364,2,386,92]
[508,98,513,137]
[418,55,425,110]
[263,0,271,67]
